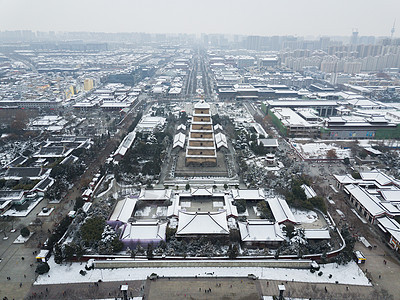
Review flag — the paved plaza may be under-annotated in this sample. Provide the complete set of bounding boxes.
[27,280,145,299]
[146,278,261,300]
[174,152,229,177]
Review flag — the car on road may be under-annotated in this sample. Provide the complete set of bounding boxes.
[248,274,258,280]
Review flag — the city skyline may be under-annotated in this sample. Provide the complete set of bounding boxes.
[0,0,399,38]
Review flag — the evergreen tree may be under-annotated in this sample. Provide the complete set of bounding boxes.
[20,227,30,238]
[54,244,63,264]
[227,244,239,259]
[35,262,50,275]
[147,243,154,259]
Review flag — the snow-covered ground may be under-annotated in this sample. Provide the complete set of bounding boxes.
[35,258,371,287]
[291,208,317,224]
[245,157,283,171]
[155,206,167,217]
[213,201,224,208]
[180,201,191,208]
[358,139,400,148]
[134,207,151,217]
[13,232,34,244]
[291,142,351,159]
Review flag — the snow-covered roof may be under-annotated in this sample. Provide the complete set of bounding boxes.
[194,100,210,110]
[380,189,400,202]
[231,189,265,201]
[139,189,172,201]
[363,147,382,155]
[152,86,165,94]
[168,87,182,95]
[177,124,186,132]
[3,167,46,180]
[335,170,400,190]
[251,122,268,138]
[190,187,213,196]
[214,124,223,132]
[347,98,377,108]
[136,115,166,132]
[176,211,229,236]
[33,177,55,192]
[0,190,25,201]
[114,131,136,157]
[344,184,386,217]
[304,229,331,240]
[376,217,400,244]
[0,200,12,210]
[100,102,130,109]
[258,139,278,148]
[109,197,137,223]
[60,155,79,165]
[173,132,185,149]
[82,202,92,213]
[121,221,167,241]
[334,174,358,185]
[360,171,395,186]
[224,194,238,217]
[301,184,317,199]
[167,194,180,217]
[267,197,297,224]
[82,189,93,198]
[380,202,400,214]
[215,132,228,149]
[238,220,284,242]
[271,108,315,128]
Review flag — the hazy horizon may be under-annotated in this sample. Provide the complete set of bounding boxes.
[0,0,399,38]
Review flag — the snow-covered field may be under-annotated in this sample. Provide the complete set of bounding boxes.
[291,208,318,224]
[180,201,191,208]
[358,139,400,148]
[292,142,351,159]
[213,201,224,208]
[134,207,151,217]
[35,258,371,287]
[155,206,167,217]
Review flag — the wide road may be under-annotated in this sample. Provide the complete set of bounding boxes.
[198,49,213,97]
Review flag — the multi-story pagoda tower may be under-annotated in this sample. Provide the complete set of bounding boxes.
[185,100,217,166]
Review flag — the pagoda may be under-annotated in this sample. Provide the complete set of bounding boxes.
[185,100,217,166]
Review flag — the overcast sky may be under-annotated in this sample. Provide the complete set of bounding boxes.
[0,0,399,37]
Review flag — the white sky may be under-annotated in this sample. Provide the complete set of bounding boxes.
[0,0,399,37]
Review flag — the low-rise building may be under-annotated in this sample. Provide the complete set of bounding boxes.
[269,108,320,137]
[238,220,284,248]
[334,170,400,224]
